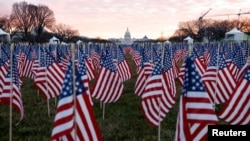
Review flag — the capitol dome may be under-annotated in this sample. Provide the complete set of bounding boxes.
[124,28,131,39]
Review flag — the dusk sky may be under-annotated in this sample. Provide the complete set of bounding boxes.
[0,0,250,39]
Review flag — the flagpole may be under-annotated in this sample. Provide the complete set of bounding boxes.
[213,43,221,109]
[157,41,165,141]
[71,43,77,141]
[248,41,250,64]
[45,44,50,117]
[102,102,105,120]
[9,43,14,141]
[102,43,105,120]
[37,45,40,97]
[54,44,58,106]
[99,42,102,110]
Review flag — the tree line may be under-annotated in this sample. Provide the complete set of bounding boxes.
[168,17,250,42]
[0,1,83,44]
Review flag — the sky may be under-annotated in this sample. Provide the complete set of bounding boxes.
[0,0,250,39]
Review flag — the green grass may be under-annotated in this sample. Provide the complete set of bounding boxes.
[0,54,226,141]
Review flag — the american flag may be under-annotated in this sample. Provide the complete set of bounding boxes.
[22,47,35,79]
[117,45,132,82]
[91,49,124,103]
[224,45,238,80]
[218,65,250,125]
[51,61,103,140]
[79,49,96,81]
[85,57,96,81]
[31,46,39,78]
[177,60,186,87]
[130,48,141,68]
[134,48,153,97]
[34,48,65,99]
[14,47,25,85]
[190,49,206,75]
[0,59,8,93]
[174,57,218,141]
[233,45,247,80]
[141,54,164,126]
[173,44,188,64]
[203,44,212,67]
[0,54,24,120]
[202,52,236,104]
[178,49,206,87]
[78,49,93,105]
[90,45,101,70]
[0,50,9,95]
[161,48,176,117]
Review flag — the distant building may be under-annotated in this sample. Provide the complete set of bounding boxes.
[120,28,135,45]
[108,28,150,45]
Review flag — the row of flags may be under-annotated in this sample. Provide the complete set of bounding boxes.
[128,42,249,141]
[0,41,249,140]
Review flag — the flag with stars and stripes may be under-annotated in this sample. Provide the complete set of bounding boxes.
[202,53,236,104]
[91,48,124,103]
[218,65,250,125]
[174,57,218,141]
[34,48,65,99]
[0,58,9,95]
[140,54,164,126]
[161,48,176,119]
[78,49,93,105]
[51,61,103,141]
[0,54,24,120]
[22,47,35,79]
[134,48,153,97]
[117,45,132,82]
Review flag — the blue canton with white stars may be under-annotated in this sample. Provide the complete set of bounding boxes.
[140,48,150,67]
[162,48,172,72]
[209,53,218,67]
[60,61,86,99]
[102,49,117,73]
[244,66,250,81]
[78,49,87,76]
[218,53,227,70]
[151,54,162,76]
[182,57,205,94]
[45,49,55,67]
[39,48,46,67]
[117,46,125,64]
[7,55,19,87]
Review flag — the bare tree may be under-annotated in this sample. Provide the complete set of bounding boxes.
[51,23,79,42]
[0,15,21,39]
[11,1,36,41]
[33,4,55,43]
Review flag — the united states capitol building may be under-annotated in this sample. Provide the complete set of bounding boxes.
[108,28,148,45]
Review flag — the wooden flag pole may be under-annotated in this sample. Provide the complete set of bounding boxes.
[158,97,161,141]
[100,101,102,109]
[37,45,41,97]
[212,43,221,109]
[102,102,105,120]
[71,43,77,141]
[248,41,250,64]
[54,44,58,106]
[45,44,50,117]
[9,43,14,141]
[101,43,106,120]
[158,41,165,141]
